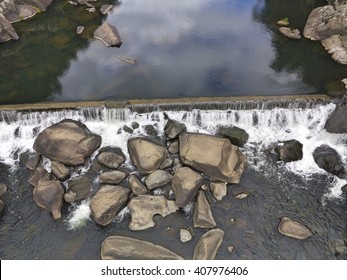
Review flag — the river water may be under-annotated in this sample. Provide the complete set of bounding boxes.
[0,101,346,259]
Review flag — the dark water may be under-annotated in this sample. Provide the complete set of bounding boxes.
[0,103,346,260]
[1,0,346,104]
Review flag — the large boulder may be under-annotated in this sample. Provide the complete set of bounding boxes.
[275,140,303,162]
[193,190,216,228]
[313,145,345,177]
[33,180,64,219]
[217,125,249,147]
[193,228,224,260]
[145,170,172,190]
[101,236,184,260]
[128,195,178,230]
[33,119,101,166]
[278,217,312,240]
[93,22,122,47]
[172,167,204,208]
[90,185,130,226]
[324,105,347,133]
[179,132,246,183]
[128,138,168,174]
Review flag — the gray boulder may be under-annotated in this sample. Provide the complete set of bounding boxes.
[172,167,203,208]
[101,236,184,260]
[217,125,249,147]
[94,22,122,47]
[278,217,313,240]
[179,132,246,183]
[26,154,41,171]
[194,190,216,228]
[128,137,168,174]
[193,228,224,260]
[33,119,101,166]
[99,170,128,184]
[313,145,345,177]
[128,195,178,230]
[164,119,187,139]
[342,184,347,193]
[90,185,130,226]
[325,105,347,133]
[33,180,64,219]
[97,151,125,169]
[145,170,172,190]
[51,161,70,181]
[275,139,303,162]
[128,174,147,195]
[322,35,347,64]
[28,166,50,188]
[0,13,18,42]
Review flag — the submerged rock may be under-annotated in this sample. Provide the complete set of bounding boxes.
[179,132,246,183]
[278,27,301,39]
[193,228,224,260]
[101,236,184,260]
[193,190,216,228]
[275,139,303,162]
[93,22,122,47]
[313,145,345,177]
[172,167,203,208]
[33,119,101,166]
[99,170,129,184]
[145,170,172,190]
[278,217,312,240]
[33,180,64,219]
[128,138,168,174]
[217,125,249,147]
[128,195,178,230]
[90,185,130,226]
[128,174,147,195]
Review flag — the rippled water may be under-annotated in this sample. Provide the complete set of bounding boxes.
[1,0,346,104]
[0,102,346,259]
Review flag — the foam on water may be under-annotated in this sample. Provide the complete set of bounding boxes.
[66,199,91,230]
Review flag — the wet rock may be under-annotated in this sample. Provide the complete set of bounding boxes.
[68,0,78,5]
[33,180,64,219]
[100,4,113,15]
[210,182,227,201]
[97,151,125,169]
[33,119,101,166]
[28,166,50,188]
[322,35,347,64]
[66,176,92,203]
[179,132,246,183]
[217,125,249,147]
[279,27,301,39]
[101,236,184,260]
[193,228,224,260]
[128,174,147,195]
[194,191,216,228]
[0,183,8,197]
[234,191,251,200]
[313,145,345,177]
[342,184,347,193]
[128,137,168,174]
[164,119,187,139]
[128,195,178,230]
[275,139,303,162]
[122,125,133,134]
[99,170,128,184]
[172,167,203,208]
[51,161,70,181]
[90,185,130,226]
[227,245,235,254]
[26,154,41,171]
[0,14,18,42]
[324,105,347,133]
[180,229,192,242]
[278,217,313,240]
[168,141,179,154]
[131,122,139,129]
[93,22,122,47]
[0,199,4,215]
[143,124,158,137]
[159,158,173,169]
[145,170,172,190]
[76,26,84,35]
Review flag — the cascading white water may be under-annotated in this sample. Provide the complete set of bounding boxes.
[0,102,345,228]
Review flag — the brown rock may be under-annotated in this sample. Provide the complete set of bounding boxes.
[28,167,50,188]
[51,161,70,181]
[193,228,224,260]
[128,174,147,195]
[278,217,313,240]
[99,170,128,184]
[97,151,125,169]
[194,190,216,228]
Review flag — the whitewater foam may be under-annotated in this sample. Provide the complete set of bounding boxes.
[66,199,92,230]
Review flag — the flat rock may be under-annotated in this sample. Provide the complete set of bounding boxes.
[145,170,172,190]
[33,180,64,219]
[172,167,203,208]
[51,161,70,181]
[128,195,178,230]
[128,174,147,195]
[193,228,224,260]
[33,119,101,166]
[101,236,184,260]
[128,138,168,174]
[179,132,246,183]
[194,190,216,228]
[90,185,130,226]
[278,217,313,240]
[28,166,50,188]
[93,22,122,47]
[99,170,128,184]
[279,27,301,39]
[210,182,227,201]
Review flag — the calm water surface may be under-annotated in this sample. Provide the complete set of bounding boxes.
[1,0,346,104]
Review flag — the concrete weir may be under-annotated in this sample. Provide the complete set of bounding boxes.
[0,94,332,113]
